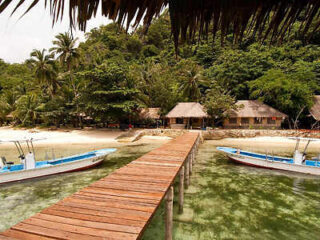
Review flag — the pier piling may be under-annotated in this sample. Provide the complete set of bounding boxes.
[178,166,185,214]
[165,186,174,240]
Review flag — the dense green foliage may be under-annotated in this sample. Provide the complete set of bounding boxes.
[0,13,319,128]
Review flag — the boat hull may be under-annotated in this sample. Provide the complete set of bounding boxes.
[227,152,320,176]
[0,155,105,184]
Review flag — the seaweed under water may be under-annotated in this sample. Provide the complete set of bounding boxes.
[142,139,320,240]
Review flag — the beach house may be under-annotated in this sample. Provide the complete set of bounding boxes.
[166,102,208,129]
[223,100,287,129]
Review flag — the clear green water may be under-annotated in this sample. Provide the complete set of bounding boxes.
[0,140,167,231]
[1,138,320,239]
[142,140,320,240]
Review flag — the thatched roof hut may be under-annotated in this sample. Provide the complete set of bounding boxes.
[310,96,320,121]
[2,1,320,50]
[166,102,208,118]
[139,108,161,120]
[227,100,287,118]
[166,102,208,129]
[224,100,287,129]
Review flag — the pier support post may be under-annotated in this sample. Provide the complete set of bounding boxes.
[192,148,195,164]
[189,154,193,175]
[165,186,174,240]
[185,157,190,188]
[179,166,184,214]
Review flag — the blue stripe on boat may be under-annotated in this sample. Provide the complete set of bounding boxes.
[0,148,116,173]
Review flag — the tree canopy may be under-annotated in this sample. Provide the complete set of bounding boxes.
[0,12,319,128]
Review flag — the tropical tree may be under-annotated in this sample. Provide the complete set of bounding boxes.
[26,49,59,96]
[176,60,208,101]
[204,82,238,125]
[249,69,317,129]
[50,32,80,71]
[13,94,39,126]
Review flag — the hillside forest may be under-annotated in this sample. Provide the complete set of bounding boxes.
[0,12,320,129]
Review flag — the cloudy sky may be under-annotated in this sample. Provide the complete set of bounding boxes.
[0,2,112,63]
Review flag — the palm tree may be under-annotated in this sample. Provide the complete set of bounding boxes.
[177,60,208,101]
[13,94,39,126]
[51,32,82,127]
[50,32,80,71]
[27,49,59,96]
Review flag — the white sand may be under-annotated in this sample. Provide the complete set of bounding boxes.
[0,127,123,145]
[141,135,172,140]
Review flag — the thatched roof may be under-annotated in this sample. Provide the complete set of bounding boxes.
[1,1,320,51]
[226,100,287,118]
[166,102,208,118]
[310,96,320,121]
[140,108,161,119]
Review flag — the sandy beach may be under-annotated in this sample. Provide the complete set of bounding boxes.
[0,127,124,145]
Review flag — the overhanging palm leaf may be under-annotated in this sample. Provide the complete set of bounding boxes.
[1,0,320,51]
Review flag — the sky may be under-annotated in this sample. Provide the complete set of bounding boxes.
[0,2,112,63]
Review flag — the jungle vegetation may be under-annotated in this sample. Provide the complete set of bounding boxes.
[0,13,320,128]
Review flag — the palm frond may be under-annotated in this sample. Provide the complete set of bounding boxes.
[1,0,320,50]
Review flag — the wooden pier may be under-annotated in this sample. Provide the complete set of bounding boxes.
[0,132,200,240]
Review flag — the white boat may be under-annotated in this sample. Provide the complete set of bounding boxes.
[217,137,320,176]
[0,137,116,184]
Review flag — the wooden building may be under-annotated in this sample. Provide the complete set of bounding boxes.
[310,96,320,129]
[224,100,287,129]
[166,102,208,129]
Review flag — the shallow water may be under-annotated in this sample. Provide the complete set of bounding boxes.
[142,139,320,240]
[0,139,167,231]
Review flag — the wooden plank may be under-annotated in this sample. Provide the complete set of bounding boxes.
[82,187,163,200]
[2,230,54,240]
[74,191,159,205]
[21,218,138,240]
[98,179,169,188]
[59,197,155,213]
[131,161,181,167]
[34,213,141,234]
[41,208,145,227]
[11,223,102,240]
[107,173,172,183]
[50,203,150,221]
[90,181,167,193]
[0,234,19,240]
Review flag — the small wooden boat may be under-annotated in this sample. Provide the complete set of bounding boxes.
[217,137,320,176]
[0,137,116,184]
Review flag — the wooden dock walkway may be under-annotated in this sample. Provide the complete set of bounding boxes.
[0,132,200,240]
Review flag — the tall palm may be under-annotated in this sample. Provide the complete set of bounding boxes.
[178,61,208,101]
[50,32,80,71]
[51,32,81,127]
[27,49,59,95]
